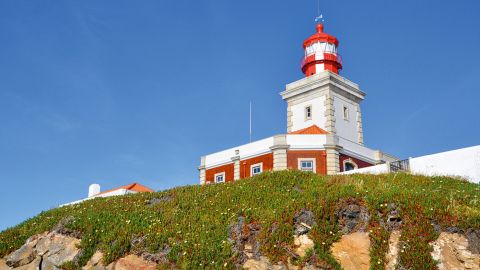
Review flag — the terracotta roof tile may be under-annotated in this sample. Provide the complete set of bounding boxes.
[289,125,329,135]
[96,182,154,196]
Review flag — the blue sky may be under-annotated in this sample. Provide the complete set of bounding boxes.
[1,0,479,230]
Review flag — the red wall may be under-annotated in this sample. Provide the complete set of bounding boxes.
[287,150,327,175]
[339,154,372,172]
[240,153,274,179]
[205,163,235,184]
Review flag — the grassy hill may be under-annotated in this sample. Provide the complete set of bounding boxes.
[0,171,479,269]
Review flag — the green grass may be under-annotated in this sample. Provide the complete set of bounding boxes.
[0,171,479,269]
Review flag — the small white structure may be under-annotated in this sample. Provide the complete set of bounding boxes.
[88,184,101,197]
[60,182,154,207]
[341,145,480,184]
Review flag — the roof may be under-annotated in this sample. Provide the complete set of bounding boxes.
[289,125,329,135]
[96,183,154,196]
[303,23,339,48]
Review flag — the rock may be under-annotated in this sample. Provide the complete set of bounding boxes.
[331,232,371,270]
[37,232,81,266]
[293,210,316,235]
[5,243,37,268]
[293,235,314,257]
[466,228,480,254]
[336,200,369,234]
[14,256,42,270]
[0,259,12,270]
[52,216,82,239]
[430,232,480,270]
[83,251,106,270]
[147,195,173,207]
[228,216,262,266]
[114,255,157,270]
[243,256,273,270]
[385,230,401,270]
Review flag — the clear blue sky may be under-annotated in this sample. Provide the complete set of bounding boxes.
[1,0,479,230]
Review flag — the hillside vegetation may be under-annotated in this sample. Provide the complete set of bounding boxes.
[0,171,479,269]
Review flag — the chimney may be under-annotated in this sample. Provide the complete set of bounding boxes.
[88,184,101,197]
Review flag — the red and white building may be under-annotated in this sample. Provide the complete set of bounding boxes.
[60,183,154,206]
[198,22,398,184]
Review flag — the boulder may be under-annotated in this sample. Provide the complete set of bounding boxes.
[430,232,480,270]
[36,232,81,266]
[331,232,370,270]
[5,243,37,268]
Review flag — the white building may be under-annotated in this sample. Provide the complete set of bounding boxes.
[198,22,480,184]
[60,182,154,206]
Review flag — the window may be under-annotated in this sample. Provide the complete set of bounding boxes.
[298,158,316,173]
[343,159,358,172]
[214,172,225,183]
[251,163,263,176]
[305,105,312,120]
[343,105,349,121]
[344,162,356,171]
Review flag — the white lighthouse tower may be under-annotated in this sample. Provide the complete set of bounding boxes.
[283,23,365,145]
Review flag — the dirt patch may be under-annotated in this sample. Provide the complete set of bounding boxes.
[336,199,370,234]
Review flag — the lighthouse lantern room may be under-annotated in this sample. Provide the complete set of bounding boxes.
[301,23,342,76]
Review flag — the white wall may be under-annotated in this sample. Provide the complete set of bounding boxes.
[333,94,359,143]
[290,95,326,132]
[340,164,388,175]
[287,134,327,150]
[338,137,377,163]
[204,137,274,168]
[410,145,480,184]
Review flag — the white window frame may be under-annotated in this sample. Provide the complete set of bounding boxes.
[298,158,316,173]
[343,105,350,121]
[343,158,358,172]
[214,172,225,183]
[250,163,263,176]
[304,105,312,121]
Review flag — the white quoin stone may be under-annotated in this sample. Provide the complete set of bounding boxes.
[88,184,101,197]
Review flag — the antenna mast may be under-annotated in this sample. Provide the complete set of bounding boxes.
[249,101,252,142]
[315,0,324,23]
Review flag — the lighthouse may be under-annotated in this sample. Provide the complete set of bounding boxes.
[301,23,342,76]
[198,21,398,184]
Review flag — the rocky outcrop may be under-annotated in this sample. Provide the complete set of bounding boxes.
[2,231,80,270]
[336,199,370,234]
[330,232,371,270]
[430,232,480,270]
[385,230,401,270]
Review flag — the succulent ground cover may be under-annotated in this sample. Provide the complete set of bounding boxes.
[0,171,479,269]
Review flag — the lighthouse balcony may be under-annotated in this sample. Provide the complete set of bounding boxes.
[301,53,343,69]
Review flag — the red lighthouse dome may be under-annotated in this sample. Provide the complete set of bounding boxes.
[301,23,342,76]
